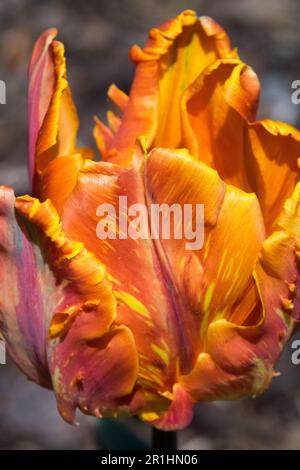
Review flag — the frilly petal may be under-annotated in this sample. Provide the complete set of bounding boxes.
[179,184,300,403]
[14,195,138,423]
[28,29,98,214]
[28,28,57,186]
[97,10,236,166]
[255,181,300,327]
[247,121,300,231]
[181,58,300,232]
[29,30,79,183]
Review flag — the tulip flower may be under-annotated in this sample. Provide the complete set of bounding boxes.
[0,9,300,431]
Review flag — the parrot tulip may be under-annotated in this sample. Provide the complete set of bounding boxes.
[0,9,300,430]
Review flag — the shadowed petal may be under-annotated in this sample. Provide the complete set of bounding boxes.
[181,59,260,189]
[181,59,300,232]
[247,121,300,232]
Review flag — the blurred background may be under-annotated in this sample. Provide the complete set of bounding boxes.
[1,0,300,450]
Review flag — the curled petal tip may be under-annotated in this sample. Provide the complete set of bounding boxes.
[28,25,79,194]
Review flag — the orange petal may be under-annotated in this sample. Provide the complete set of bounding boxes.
[101,10,236,166]
[179,184,300,403]
[181,59,260,190]
[145,148,265,344]
[59,147,266,400]
[28,28,57,186]
[60,159,182,392]
[93,116,114,159]
[93,85,129,159]
[179,350,270,402]
[255,181,300,328]
[29,30,81,193]
[182,59,300,232]
[39,153,84,216]
[15,196,114,310]
[179,288,286,402]
[107,110,121,133]
[149,16,237,149]
[108,84,129,112]
[246,121,300,232]
[35,40,79,173]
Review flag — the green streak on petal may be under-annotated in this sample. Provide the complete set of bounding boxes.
[251,358,273,397]
[52,366,63,393]
[200,282,216,338]
[204,282,215,311]
[151,344,169,366]
[275,308,293,336]
[113,289,150,319]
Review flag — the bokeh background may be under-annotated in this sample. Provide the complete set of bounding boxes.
[1,0,300,450]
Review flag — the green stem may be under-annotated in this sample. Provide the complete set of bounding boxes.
[152,428,177,450]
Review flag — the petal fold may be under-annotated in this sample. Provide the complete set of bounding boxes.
[181,59,300,231]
